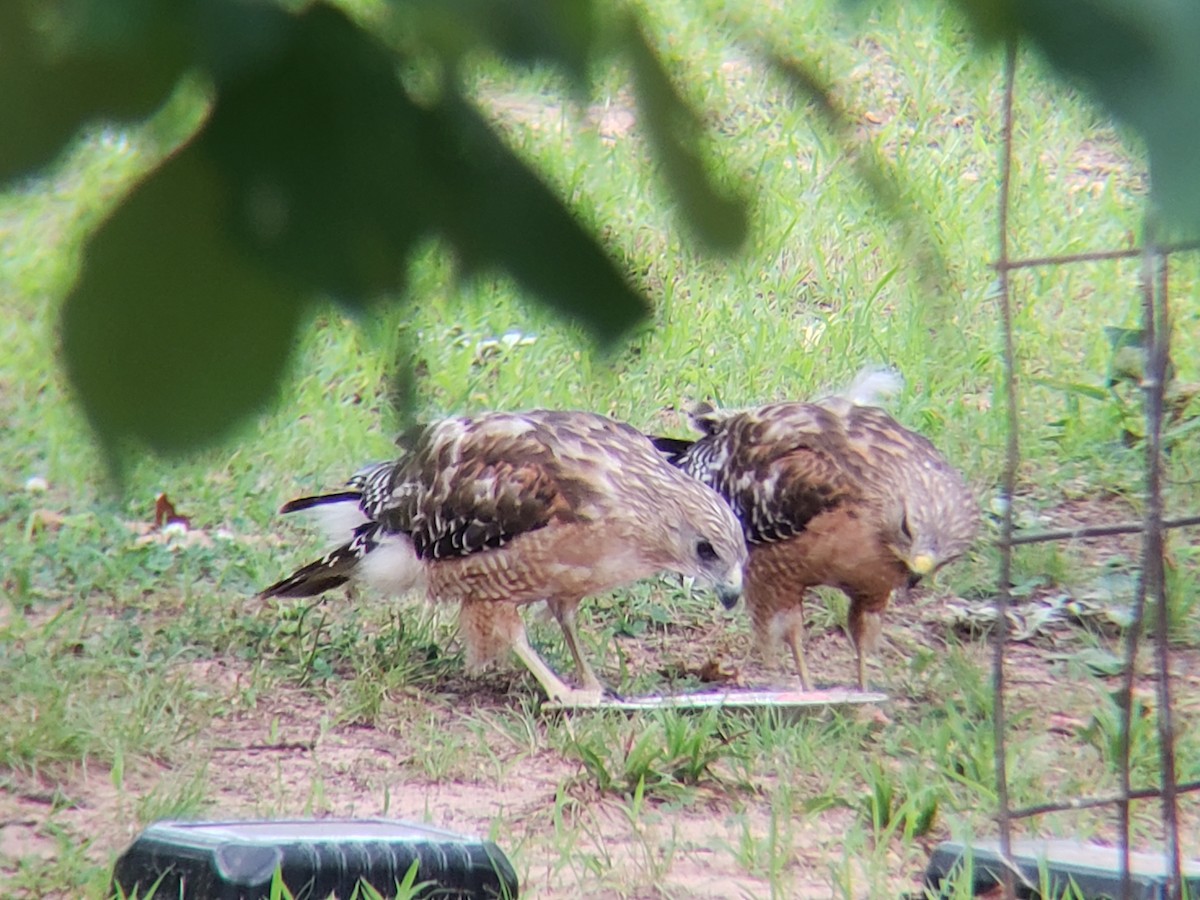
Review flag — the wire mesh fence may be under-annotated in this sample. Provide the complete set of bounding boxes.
[987,42,1196,900]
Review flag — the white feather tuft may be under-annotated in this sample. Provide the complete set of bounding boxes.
[840,366,904,407]
[294,499,371,543]
[359,533,425,597]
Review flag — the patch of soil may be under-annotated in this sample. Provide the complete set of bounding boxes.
[4,499,1197,898]
[1041,495,1145,565]
[478,88,638,145]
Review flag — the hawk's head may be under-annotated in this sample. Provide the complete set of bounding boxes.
[883,492,977,582]
[652,479,746,609]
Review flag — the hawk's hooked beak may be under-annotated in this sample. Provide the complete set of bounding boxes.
[715,566,743,610]
[909,553,936,577]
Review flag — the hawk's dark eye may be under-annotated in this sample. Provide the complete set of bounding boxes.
[696,540,719,562]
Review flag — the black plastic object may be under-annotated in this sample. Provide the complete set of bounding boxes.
[110,818,518,899]
[924,838,1200,899]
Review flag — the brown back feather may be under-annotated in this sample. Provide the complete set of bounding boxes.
[676,399,975,553]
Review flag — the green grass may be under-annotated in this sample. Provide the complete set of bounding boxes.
[3,0,1199,897]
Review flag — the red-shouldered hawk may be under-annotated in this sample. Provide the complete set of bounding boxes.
[652,388,978,691]
[261,410,746,706]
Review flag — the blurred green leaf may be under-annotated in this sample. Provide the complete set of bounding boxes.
[398,0,598,86]
[625,18,747,253]
[57,2,651,455]
[202,3,648,326]
[10,0,750,457]
[60,145,302,457]
[0,0,188,180]
[430,93,650,341]
[946,0,1200,234]
[769,52,949,293]
[200,2,429,304]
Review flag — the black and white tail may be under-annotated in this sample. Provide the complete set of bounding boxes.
[276,461,394,541]
[648,405,728,486]
[648,434,695,467]
[259,462,424,600]
[258,521,381,598]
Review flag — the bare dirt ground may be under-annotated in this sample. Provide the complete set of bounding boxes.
[0,656,840,898]
[3,575,1197,899]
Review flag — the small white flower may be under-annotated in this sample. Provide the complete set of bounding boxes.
[501,329,537,348]
[25,476,49,493]
[162,521,189,538]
